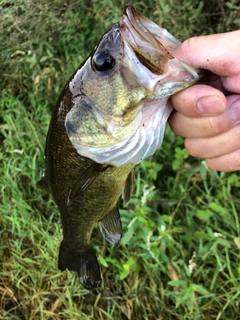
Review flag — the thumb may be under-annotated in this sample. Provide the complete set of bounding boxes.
[172,31,240,78]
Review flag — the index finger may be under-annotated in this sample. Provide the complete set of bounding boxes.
[171,84,226,117]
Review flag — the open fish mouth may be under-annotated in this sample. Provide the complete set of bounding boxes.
[66,5,200,167]
[120,5,199,89]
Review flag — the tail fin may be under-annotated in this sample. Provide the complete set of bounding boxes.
[58,242,101,289]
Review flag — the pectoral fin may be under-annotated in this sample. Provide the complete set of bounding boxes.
[122,169,134,205]
[99,207,122,245]
[67,162,104,206]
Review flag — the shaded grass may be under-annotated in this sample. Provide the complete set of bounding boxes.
[1,0,240,319]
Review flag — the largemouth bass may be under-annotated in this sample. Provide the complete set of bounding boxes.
[42,5,201,289]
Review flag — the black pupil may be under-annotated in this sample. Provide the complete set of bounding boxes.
[93,52,115,71]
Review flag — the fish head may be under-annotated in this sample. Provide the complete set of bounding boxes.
[66,5,200,166]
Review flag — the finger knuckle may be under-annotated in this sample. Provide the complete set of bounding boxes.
[206,158,222,171]
[184,138,201,157]
[208,115,229,135]
[231,149,240,169]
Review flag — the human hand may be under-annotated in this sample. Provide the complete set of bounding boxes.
[169,30,240,172]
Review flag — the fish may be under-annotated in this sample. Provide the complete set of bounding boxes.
[41,4,201,289]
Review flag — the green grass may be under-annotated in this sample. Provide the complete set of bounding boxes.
[1,0,240,319]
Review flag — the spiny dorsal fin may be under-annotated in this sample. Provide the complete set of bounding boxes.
[122,169,134,205]
[67,162,104,206]
[99,207,122,245]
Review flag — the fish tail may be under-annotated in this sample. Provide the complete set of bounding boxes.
[58,241,101,289]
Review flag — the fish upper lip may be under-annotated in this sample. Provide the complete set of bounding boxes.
[119,4,173,76]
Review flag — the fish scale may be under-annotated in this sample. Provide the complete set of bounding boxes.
[41,4,201,289]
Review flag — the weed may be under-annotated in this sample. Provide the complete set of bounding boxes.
[1,1,239,319]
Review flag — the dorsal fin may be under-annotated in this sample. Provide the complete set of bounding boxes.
[122,169,134,205]
[99,207,122,245]
[67,162,104,206]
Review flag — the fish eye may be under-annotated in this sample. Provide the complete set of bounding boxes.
[92,52,115,71]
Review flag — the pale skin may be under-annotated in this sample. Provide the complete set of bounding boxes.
[169,30,240,172]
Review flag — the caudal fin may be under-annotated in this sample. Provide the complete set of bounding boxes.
[58,242,101,289]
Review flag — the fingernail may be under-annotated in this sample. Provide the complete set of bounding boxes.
[197,95,226,115]
[229,98,240,122]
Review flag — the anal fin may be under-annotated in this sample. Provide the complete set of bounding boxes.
[122,169,134,205]
[58,242,101,289]
[99,207,122,245]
